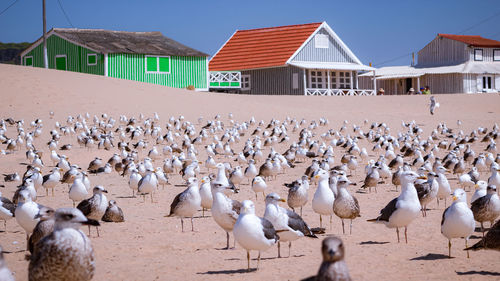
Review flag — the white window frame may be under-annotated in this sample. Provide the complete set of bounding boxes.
[145,55,171,74]
[474,49,483,61]
[309,70,326,89]
[241,74,251,90]
[24,56,33,67]
[87,53,97,66]
[329,71,337,88]
[314,34,329,49]
[54,54,67,70]
[494,49,500,61]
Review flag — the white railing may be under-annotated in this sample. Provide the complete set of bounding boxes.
[305,88,376,96]
[209,72,241,88]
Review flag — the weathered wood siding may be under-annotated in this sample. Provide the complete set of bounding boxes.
[290,28,354,63]
[241,66,304,95]
[420,73,464,94]
[417,37,468,67]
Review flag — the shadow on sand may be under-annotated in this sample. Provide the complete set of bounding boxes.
[198,268,257,275]
[456,271,500,276]
[359,241,390,245]
[410,253,452,261]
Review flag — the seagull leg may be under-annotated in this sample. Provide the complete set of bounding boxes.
[255,193,257,200]
[202,208,205,218]
[341,219,345,234]
[465,238,470,258]
[300,207,303,217]
[181,218,184,232]
[257,251,261,270]
[350,219,353,235]
[396,228,400,243]
[330,216,332,230]
[88,225,91,236]
[150,193,154,203]
[247,251,250,271]
[45,188,48,197]
[448,240,451,258]
[52,188,54,197]
[225,232,230,250]
[96,226,100,237]
[288,242,292,258]
[405,226,408,244]
[191,216,194,232]
[481,222,485,237]
[319,215,322,229]
[278,241,281,258]
[72,201,75,208]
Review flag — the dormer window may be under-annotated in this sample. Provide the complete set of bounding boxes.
[494,49,500,61]
[315,34,329,49]
[474,49,483,61]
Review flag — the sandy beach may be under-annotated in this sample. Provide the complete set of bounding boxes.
[0,63,499,281]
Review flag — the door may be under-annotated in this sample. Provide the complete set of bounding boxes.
[55,55,67,71]
[480,75,493,92]
[405,78,412,93]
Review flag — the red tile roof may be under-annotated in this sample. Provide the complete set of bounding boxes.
[209,22,322,71]
[438,33,500,48]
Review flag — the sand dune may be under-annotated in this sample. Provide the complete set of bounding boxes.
[0,63,499,281]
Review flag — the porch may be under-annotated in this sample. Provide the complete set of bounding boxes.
[303,69,375,96]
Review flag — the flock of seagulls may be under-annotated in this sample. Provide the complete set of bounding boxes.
[0,109,498,280]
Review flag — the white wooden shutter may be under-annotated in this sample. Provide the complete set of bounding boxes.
[292,73,299,89]
[495,75,500,91]
[476,75,482,93]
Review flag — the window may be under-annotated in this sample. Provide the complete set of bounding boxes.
[338,71,351,89]
[309,70,326,88]
[330,71,337,88]
[314,34,329,49]
[241,75,251,90]
[494,49,500,61]
[292,73,299,89]
[474,49,483,61]
[87,54,97,66]
[145,56,170,73]
[24,56,33,66]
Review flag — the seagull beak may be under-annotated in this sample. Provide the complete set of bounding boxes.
[474,184,479,190]
[279,198,286,202]
[34,213,42,219]
[103,190,108,193]
[314,175,319,179]
[452,196,458,201]
[82,219,100,226]
[201,179,205,183]
[418,176,427,180]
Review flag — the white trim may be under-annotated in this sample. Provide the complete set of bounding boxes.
[206,57,209,90]
[286,21,364,65]
[474,49,483,61]
[104,53,108,77]
[145,55,171,74]
[54,54,67,70]
[209,30,238,63]
[24,56,34,67]
[87,53,97,66]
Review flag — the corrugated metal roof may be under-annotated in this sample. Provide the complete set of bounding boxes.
[209,22,322,71]
[26,28,208,57]
[289,61,374,71]
[438,34,500,48]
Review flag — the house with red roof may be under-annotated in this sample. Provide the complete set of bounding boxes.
[360,34,500,94]
[209,22,374,95]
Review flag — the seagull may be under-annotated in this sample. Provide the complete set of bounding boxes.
[77,186,108,237]
[471,185,500,236]
[441,188,475,258]
[244,159,258,184]
[28,206,55,254]
[415,172,439,217]
[285,176,310,216]
[0,245,14,281]
[251,176,267,200]
[361,165,380,193]
[435,166,451,208]
[28,208,99,281]
[199,176,213,217]
[333,176,360,234]
[102,200,124,222]
[211,180,241,249]
[430,96,439,115]
[166,177,201,232]
[69,173,89,207]
[367,171,425,243]
[471,180,488,204]
[488,164,500,187]
[0,191,15,231]
[3,172,20,183]
[464,219,500,252]
[233,200,279,270]
[15,189,45,246]
[42,168,62,196]
[312,169,335,229]
[311,236,352,281]
[137,169,158,202]
[128,168,142,197]
[263,193,316,258]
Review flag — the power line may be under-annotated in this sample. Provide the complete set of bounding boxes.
[457,10,500,35]
[57,0,75,28]
[0,0,19,17]
[374,52,413,67]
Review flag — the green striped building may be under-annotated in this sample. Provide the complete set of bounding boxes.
[20,28,209,90]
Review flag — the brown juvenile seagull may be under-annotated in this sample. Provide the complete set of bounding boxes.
[302,236,352,281]
[28,206,55,255]
[77,186,108,237]
[465,219,500,252]
[29,208,100,281]
[102,200,125,222]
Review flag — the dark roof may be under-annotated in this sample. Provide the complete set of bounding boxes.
[438,33,500,48]
[52,28,208,57]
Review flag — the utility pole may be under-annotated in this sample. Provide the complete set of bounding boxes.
[43,0,48,68]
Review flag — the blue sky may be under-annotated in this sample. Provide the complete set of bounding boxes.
[1,0,500,66]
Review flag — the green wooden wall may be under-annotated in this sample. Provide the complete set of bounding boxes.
[108,54,208,89]
[22,34,104,76]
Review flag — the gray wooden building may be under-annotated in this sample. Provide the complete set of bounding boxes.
[209,22,374,95]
